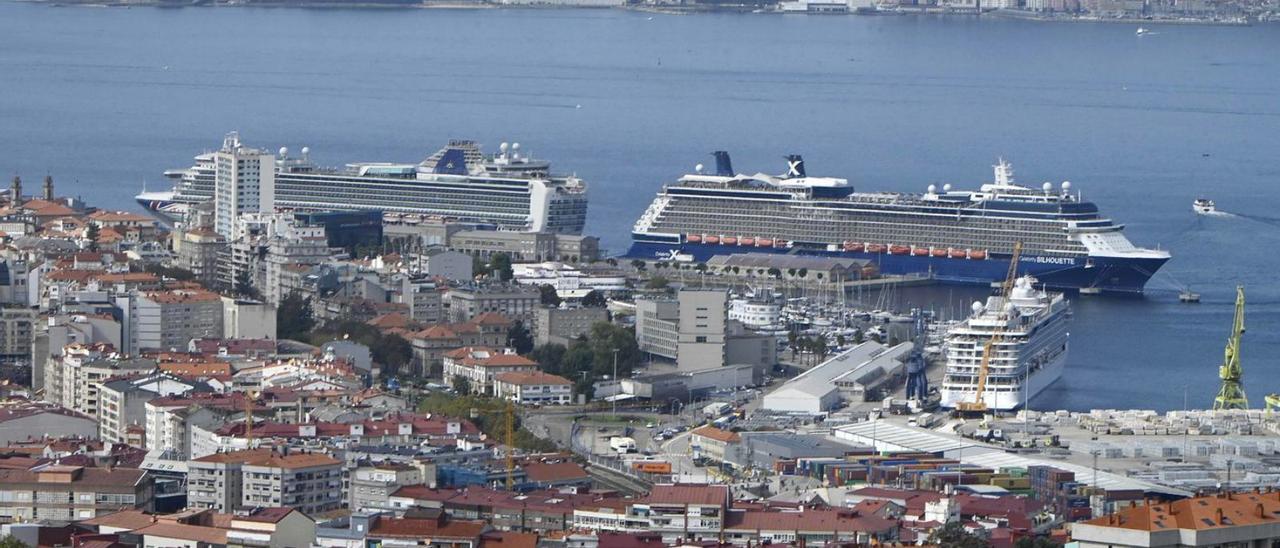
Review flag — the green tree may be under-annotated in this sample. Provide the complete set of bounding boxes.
[529,343,567,375]
[538,284,562,306]
[277,292,315,341]
[452,375,473,394]
[836,334,847,347]
[1015,537,1063,548]
[85,223,100,252]
[853,329,865,344]
[0,535,29,548]
[373,334,412,377]
[798,268,808,279]
[630,259,646,271]
[606,258,618,267]
[508,320,534,355]
[489,253,514,282]
[767,267,782,279]
[234,270,257,299]
[581,290,607,308]
[694,263,707,274]
[417,392,556,452]
[927,523,988,548]
[645,276,669,290]
[787,268,797,278]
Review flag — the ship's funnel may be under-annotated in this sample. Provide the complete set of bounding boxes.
[712,151,734,177]
[785,155,806,178]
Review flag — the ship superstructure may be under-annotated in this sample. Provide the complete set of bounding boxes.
[628,152,1169,293]
[144,137,588,234]
[939,275,1070,410]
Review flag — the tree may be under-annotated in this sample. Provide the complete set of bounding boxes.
[529,343,567,375]
[277,292,315,341]
[234,270,257,299]
[0,536,28,548]
[452,375,473,395]
[373,334,412,377]
[787,268,797,278]
[538,284,562,306]
[606,258,618,267]
[853,329,865,344]
[767,267,782,279]
[581,290,607,308]
[630,259,646,272]
[927,523,988,548]
[508,320,534,355]
[836,334,847,347]
[798,268,808,279]
[645,276,669,291]
[85,223,100,252]
[1015,537,1063,548]
[694,263,707,274]
[489,253,514,282]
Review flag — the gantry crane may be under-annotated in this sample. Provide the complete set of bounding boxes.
[957,241,1023,416]
[1213,285,1248,410]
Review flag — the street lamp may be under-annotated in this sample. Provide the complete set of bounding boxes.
[612,348,620,416]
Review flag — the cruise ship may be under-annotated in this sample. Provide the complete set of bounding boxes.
[939,276,1070,410]
[141,135,589,234]
[627,152,1170,293]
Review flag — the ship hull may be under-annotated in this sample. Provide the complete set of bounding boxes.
[939,348,1068,411]
[626,238,1167,294]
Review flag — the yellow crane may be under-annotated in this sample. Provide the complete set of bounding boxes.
[1265,394,1280,416]
[956,241,1023,416]
[1213,286,1248,410]
[505,400,516,490]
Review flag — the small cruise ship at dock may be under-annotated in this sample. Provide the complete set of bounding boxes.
[939,275,1070,411]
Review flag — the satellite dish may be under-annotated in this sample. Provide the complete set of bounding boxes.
[301,146,310,156]
[499,142,509,153]
[1042,182,1053,193]
[943,184,952,192]
[1062,181,1072,191]
[279,147,288,157]
[695,164,704,173]
[971,301,983,314]
[927,184,937,194]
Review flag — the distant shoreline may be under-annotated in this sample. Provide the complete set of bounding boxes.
[14,0,1261,25]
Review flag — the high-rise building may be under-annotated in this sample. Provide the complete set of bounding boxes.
[213,132,275,239]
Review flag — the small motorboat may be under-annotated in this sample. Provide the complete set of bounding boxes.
[1193,198,1219,215]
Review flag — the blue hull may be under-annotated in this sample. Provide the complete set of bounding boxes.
[625,240,1168,294]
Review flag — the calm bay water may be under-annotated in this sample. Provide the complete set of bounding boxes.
[2,3,1280,410]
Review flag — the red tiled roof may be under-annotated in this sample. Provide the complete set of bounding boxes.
[494,371,571,386]
[644,484,729,507]
[522,461,588,483]
[690,425,740,444]
[133,523,227,544]
[368,516,486,540]
[723,508,898,535]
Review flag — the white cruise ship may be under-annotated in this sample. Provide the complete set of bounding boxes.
[939,275,1070,411]
[143,136,589,234]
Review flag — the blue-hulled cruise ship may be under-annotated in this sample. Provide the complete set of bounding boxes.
[627,153,1170,294]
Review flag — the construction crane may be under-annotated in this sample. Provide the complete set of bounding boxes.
[1213,285,1248,410]
[505,400,516,490]
[1265,394,1280,416]
[956,241,1023,416]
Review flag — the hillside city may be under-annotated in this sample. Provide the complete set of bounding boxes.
[0,123,1269,548]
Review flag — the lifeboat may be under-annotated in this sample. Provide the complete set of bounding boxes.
[849,242,865,253]
[889,245,910,256]
[949,249,967,259]
[757,238,774,247]
[842,241,858,252]
[774,240,790,248]
[740,237,755,246]
[911,247,929,257]
[705,235,720,245]
[931,248,947,258]
[722,236,737,246]
[968,249,988,260]
[867,244,885,254]
[686,234,702,244]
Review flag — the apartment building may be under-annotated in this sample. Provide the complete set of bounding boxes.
[349,464,424,514]
[443,285,539,324]
[49,344,157,419]
[0,465,153,523]
[408,314,511,378]
[492,371,573,405]
[441,347,538,396]
[188,449,343,515]
[98,372,210,444]
[118,289,224,354]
